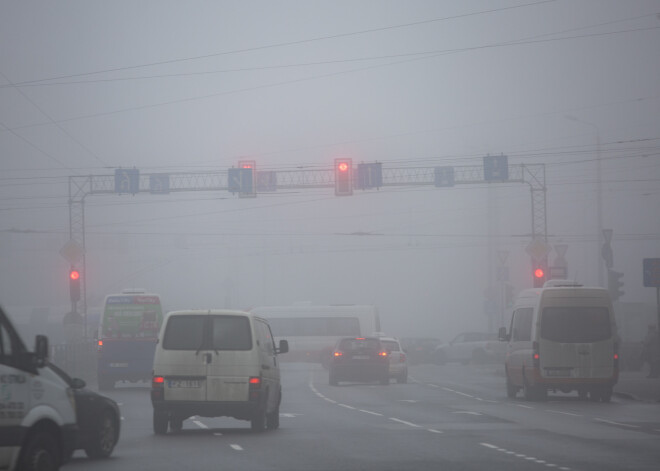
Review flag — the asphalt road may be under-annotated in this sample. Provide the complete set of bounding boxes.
[63,362,660,471]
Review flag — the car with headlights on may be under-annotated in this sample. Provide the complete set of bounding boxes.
[329,337,390,386]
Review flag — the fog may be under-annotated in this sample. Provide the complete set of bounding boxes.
[1,1,659,342]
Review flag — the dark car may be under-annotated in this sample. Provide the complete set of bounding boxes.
[329,337,390,386]
[48,362,121,460]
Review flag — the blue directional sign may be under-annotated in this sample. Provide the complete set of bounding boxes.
[434,166,455,187]
[483,155,509,181]
[114,168,140,194]
[356,163,383,189]
[149,174,170,194]
[228,168,253,194]
[643,258,660,287]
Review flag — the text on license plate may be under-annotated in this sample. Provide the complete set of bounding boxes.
[109,363,128,368]
[168,379,202,388]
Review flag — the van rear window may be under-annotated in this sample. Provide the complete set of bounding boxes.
[540,307,611,343]
[162,315,252,351]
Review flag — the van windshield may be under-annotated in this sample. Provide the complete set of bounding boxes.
[540,307,611,343]
[162,315,252,351]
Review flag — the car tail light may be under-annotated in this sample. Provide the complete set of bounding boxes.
[97,339,103,349]
[400,352,407,363]
[532,341,540,368]
[378,350,388,357]
[333,351,343,357]
[151,376,165,401]
[249,376,261,401]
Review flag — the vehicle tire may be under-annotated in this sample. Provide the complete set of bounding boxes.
[600,387,613,403]
[98,376,114,391]
[18,430,60,471]
[380,374,390,385]
[505,373,517,399]
[266,404,280,430]
[578,389,588,401]
[589,390,601,402]
[84,409,118,459]
[153,409,169,435]
[522,371,541,401]
[169,416,183,433]
[251,408,267,432]
[397,371,408,384]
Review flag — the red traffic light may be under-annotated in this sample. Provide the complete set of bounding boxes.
[337,162,349,172]
[534,268,544,279]
[70,269,80,281]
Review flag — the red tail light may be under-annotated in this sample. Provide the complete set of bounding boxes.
[532,341,540,368]
[378,351,388,357]
[400,352,407,363]
[333,351,343,357]
[152,376,165,388]
[249,376,261,401]
[97,339,103,349]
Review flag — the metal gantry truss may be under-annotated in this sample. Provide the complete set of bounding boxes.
[68,162,546,318]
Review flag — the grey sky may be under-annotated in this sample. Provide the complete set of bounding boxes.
[1,1,659,338]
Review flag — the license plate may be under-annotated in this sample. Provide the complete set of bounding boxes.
[109,363,128,368]
[352,355,370,360]
[168,379,202,388]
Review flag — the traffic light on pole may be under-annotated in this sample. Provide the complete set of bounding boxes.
[607,269,624,301]
[69,267,81,303]
[533,266,546,288]
[334,158,353,196]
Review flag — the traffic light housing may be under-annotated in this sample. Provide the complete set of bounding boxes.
[533,266,546,288]
[607,269,624,301]
[334,158,353,196]
[69,268,81,303]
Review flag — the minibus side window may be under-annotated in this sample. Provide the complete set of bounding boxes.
[512,308,533,342]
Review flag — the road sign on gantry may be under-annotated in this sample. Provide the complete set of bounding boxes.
[643,258,660,287]
[114,168,140,194]
[434,166,455,187]
[483,155,509,181]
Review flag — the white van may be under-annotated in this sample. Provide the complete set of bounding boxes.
[0,306,78,471]
[499,281,619,402]
[150,310,288,434]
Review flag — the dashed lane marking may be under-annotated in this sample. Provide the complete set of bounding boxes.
[359,409,384,416]
[389,417,422,428]
[230,444,243,451]
[594,418,640,428]
[480,443,571,470]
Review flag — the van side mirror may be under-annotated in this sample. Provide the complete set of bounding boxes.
[498,327,509,342]
[277,339,289,354]
[34,335,49,367]
[71,377,87,389]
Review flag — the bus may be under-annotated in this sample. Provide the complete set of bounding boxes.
[97,289,163,390]
[249,304,381,366]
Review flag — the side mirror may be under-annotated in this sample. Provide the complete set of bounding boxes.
[498,327,510,342]
[71,377,87,389]
[277,339,289,354]
[34,335,49,367]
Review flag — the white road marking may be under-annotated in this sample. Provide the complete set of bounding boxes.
[213,433,223,436]
[480,443,570,470]
[452,411,482,415]
[193,420,208,429]
[515,404,534,409]
[338,403,356,410]
[545,410,581,417]
[359,409,383,416]
[594,418,640,428]
[389,417,422,428]
[427,428,443,434]
[398,399,418,403]
[230,444,243,451]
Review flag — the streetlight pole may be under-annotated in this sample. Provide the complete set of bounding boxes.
[566,116,604,287]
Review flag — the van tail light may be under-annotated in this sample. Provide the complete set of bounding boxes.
[97,339,103,350]
[378,351,388,357]
[532,341,540,368]
[400,352,407,363]
[333,351,343,357]
[613,343,619,368]
[249,376,261,401]
[151,376,165,401]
